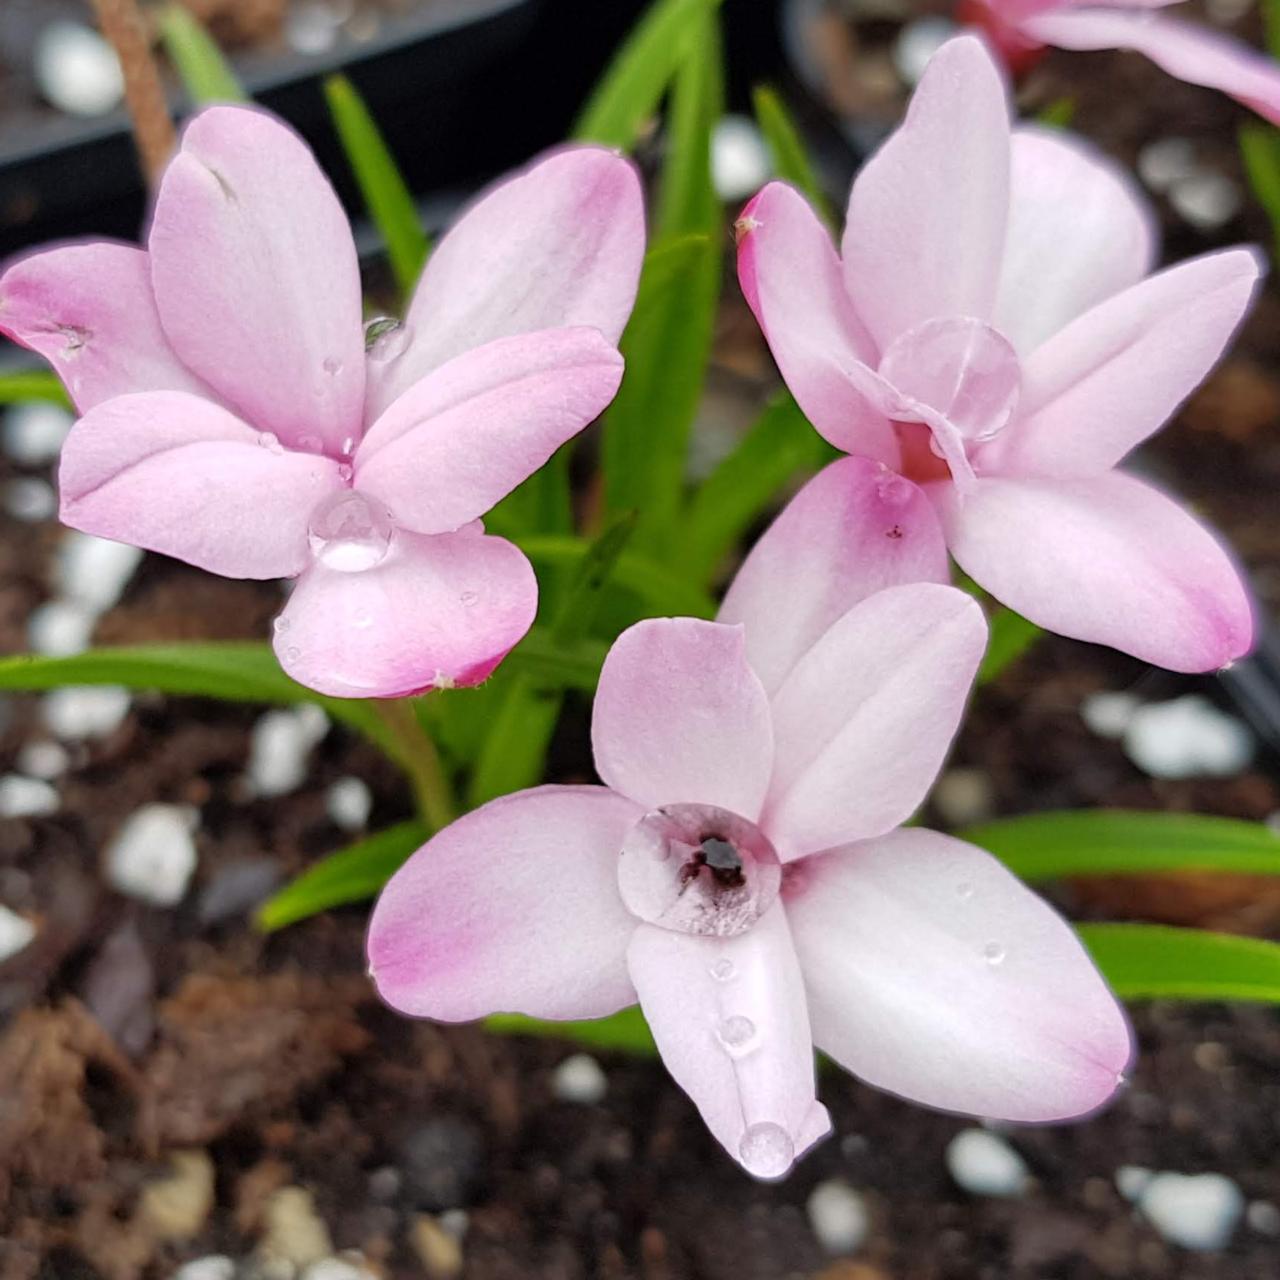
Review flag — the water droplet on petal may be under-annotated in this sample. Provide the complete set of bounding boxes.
[258,431,282,454]
[365,316,411,362]
[296,432,323,454]
[459,590,479,607]
[716,1015,757,1054]
[710,958,735,982]
[353,612,373,630]
[322,356,342,375]
[285,646,301,662]
[340,436,356,458]
[273,617,290,634]
[983,941,1006,966]
[956,882,974,901]
[739,1122,795,1180]
[337,463,353,483]
[308,490,393,573]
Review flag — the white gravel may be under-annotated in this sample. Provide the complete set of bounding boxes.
[326,776,373,831]
[247,705,330,798]
[104,803,199,906]
[1123,695,1252,779]
[42,686,131,740]
[552,1053,608,1105]
[56,532,143,612]
[34,21,125,117]
[2,401,72,466]
[945,1128,1030,1198]
[1138,1171,1244,1251]
[0,905,37,962]
[806,1178,870,1254]
[0,774,59,818]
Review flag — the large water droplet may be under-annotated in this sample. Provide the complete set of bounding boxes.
[322,356,342,376]
[337,463,354,483]
[307,490,393,573]
[273,616,290,634]
[738,1122,795,1180]
[365,316,411,362]
[716,1015,757,1054]
[983,941,1006,966]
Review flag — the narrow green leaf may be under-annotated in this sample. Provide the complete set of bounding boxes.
[573,0,720,149]
[490,631,608,692]
[487,449,574,539]
[157,5,246,105]
[1080,923,1280,1004]
[488,1006,657,1054]
[1264,0,1280,58]
[323,73,429,298]
[257,821,427,931]
[1240,123,1280,264]
[0,370,70,407]
[751,85,833,227]
[978,608,1041,684]
[964,810,1280,881]
[683,391,838,584]
[1036,97,1076,129]
[0,643,392,753]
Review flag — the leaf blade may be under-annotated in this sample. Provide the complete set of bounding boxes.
[157,5,246,105]
[751,84,834,227]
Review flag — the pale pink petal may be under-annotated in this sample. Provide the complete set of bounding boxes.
[275,526,537,698]
[718,458,949,696]
[149,105,365,455]
[763,584,987,860]
[591,619,774,819]
[1023,8,1280,125]
[0,242,211,413]
[355,328,623,534]
[368,146,645,418]
[369,785,642,1021]
[627,902,830,1179]
[842,34,1010,348]
[994,126,1157,355]
[58,391,341,579]
[785,827,1132,1122]
[984,249,1262,479]
[736,183,899,463]
[936,471,1253,672]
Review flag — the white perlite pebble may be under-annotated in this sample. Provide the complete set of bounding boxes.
[930,766,994,828]
[945,1128,1030,1198]
[711,115,773,202]
[1247,1201,1280,1235]
[302,1258,379,1280]
[42,686,131,740]
[105,804,199,906]
[1123,695,1253,780]
[0,774,59,818]
[34,22,125,117]
[3,476,57,521]
[173,1259,236,1280]
[893,17,957,86]
[28,599,95,656]
[1170,171,1241,233]
[552,1053,608,1104]
[1116,1165,1154,1201]
[57,533,143,612]
[1138,1172,1244,1251]
[806,1179,870,1254]
[17,740,69,781]
[1081,691,1139,740]
[247,705,330,798]
[326,776,372,832]
[1137,136,1197,193]
[3,401,72,466]
[0,905,37,961]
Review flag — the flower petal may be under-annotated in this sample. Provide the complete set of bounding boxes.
[786,826,1132,1122]
[1022,8,1280,125]
[355,328,624,534]
[937,471,1253,672]
[0,241,210,413]
[275,527,537,698]
[368,146,645,418]
[627,902,830,1179]
[369,785,642,1021]
[591,618,775,819]
[994,125,1157,355]
[149,105,365,454]
[763,584,987,859]
[842,34,1010,348]
[736,182,898,462]
[718,458,949,696]
[986,248,1262,478]
[58,391,341,579]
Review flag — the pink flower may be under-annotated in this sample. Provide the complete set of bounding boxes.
[0,106,644,697]
[737,35,1260,673]
[958,0,1280,124]
[367,459,1131,1179]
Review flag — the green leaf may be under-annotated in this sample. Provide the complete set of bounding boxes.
[1079,923,1280,1004]
[0,370,70,407]
[492,630,608,692]
[157,5,246,105]
[751,85,834,227]
[978,608,1041,684]
[964,810,1280,881]
[1240,123,1280,264]
[1036,97,1076,129]
[0,643,392,753]
[683,391,838,584]
[323,73,429,298]
[1265,0,1280,58]
[573,0,721,150]
[487,449,573,539]
[487,1006,657,1054]
[257,820,427,931]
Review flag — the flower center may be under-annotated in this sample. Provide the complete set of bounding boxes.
[307,490,393,573]
[617,804,781,938]
[877,316,1021,486]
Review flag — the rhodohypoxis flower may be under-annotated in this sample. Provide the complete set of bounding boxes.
[368,458,1131,1179]
[737,34,1260,673]
[958,0,1280,124]
[0,106,644,697]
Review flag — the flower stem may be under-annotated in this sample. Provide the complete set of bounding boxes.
[91,0,176,185]
[372,699,458,831]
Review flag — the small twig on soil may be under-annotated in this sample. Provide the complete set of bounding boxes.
[91,0,176,185]
[371,699,459,832]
